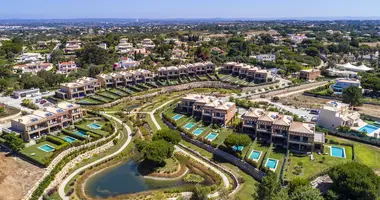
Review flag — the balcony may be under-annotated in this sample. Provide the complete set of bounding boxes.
[257,126,272,133]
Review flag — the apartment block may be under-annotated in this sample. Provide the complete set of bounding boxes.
[222,62,275,83]
[158,62,214,79]
[178,94,237,126]
[10,102,84,141]
[55,77,101,99]
[242,108,324,153]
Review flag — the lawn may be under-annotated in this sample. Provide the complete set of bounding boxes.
[327,135,380,171]
[98,91,120,100]
[245,141,270,169]
[109,88,129,97]
[75,121,109,136]
[76,98,102,105]
[284,143,353,181]
[267,146,286,174]
[20,141,61,164]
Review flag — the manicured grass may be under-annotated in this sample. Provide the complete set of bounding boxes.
[98,91,120,100]
[327,135,380,170]
[76,98,102,104]
[20,141,60,164]
[207,128,234,146]
[249,141,270,168]
[267,146,286,174]
[144,114,158,133]
[284,143,353,181]
[75,121,109,136]
[109,88,128,97]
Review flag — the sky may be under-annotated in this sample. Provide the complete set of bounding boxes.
[1,0,380,19]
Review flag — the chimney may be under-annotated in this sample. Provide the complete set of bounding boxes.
[18,119,23,123]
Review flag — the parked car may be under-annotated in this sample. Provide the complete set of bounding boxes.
[310,109,320,115]
[40,99,47,104]
[42,91,49,95]
[35,98,41,103]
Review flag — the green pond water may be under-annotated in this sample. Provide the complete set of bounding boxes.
[85,159,212,198]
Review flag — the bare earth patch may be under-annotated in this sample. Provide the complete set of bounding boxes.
[0,150,45,200]
[279,94,380,118]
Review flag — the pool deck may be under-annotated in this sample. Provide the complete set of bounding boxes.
[205,133,219,141]
[265,158,279,172]
[351,121,380,138]
[329,146,346,158]
[248,150,262,162]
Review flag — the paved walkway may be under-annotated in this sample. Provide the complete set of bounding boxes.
[58,114,132,200]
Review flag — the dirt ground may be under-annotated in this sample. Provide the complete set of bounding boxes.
[279,93,380,118]
[0,149,45,200]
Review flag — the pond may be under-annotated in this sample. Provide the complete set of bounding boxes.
[85,159,213,198]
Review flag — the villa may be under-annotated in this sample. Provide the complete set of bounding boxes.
[119,57,140,69]
[317,101,361,130]
[12,62,53,74]
[10,102,84,142]
[178,94,237,126]
[57,61,77,74]
[254,54,276,62]
[17,53,43,63]
[242,108,325,153]
[299,69,321,81]
[65,40,82,54]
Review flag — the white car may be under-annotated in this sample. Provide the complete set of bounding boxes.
[300,115,308,119]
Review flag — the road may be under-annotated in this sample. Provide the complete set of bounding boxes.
[0,91,56,112]
[248,81,329,99]
[58,114,132,200]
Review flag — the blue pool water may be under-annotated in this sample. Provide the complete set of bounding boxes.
[331,146,345,158]
[75,130,87,137]
[205,133,218,141]
[232,145,244,152]
[39,144,55,152]
[266,159,278,170]
[358,124,380,134]
[63,136,77,143]
[249,151,262,160]
[192,128,204,136]
[184,123,195,130]
[88,123,102,129]
[172,114,183,121]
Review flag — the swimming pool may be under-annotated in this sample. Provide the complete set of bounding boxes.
[205,133,218,141]
[358,124,380,134]
[331,146,346,158]
[184,122,195,130]
[249,150,262,161]
[232,145,244,152]
[75,130,87,137]
[192,128,204,136]
[63,136,77,143]
[39,144,55,152]
[172,114,183,121]
[88,123,102,129]
[265,158,278,171]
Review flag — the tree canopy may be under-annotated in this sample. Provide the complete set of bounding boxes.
[328,162,380,200]
[152,128,181,145]
[256,171,282,200]
[342,86,363,106]
[3,133,25,151]
[224,134,252,148]
[142,140,174,165]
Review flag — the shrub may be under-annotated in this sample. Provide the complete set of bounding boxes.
[272,96,280,101]
[183,174,205,183]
